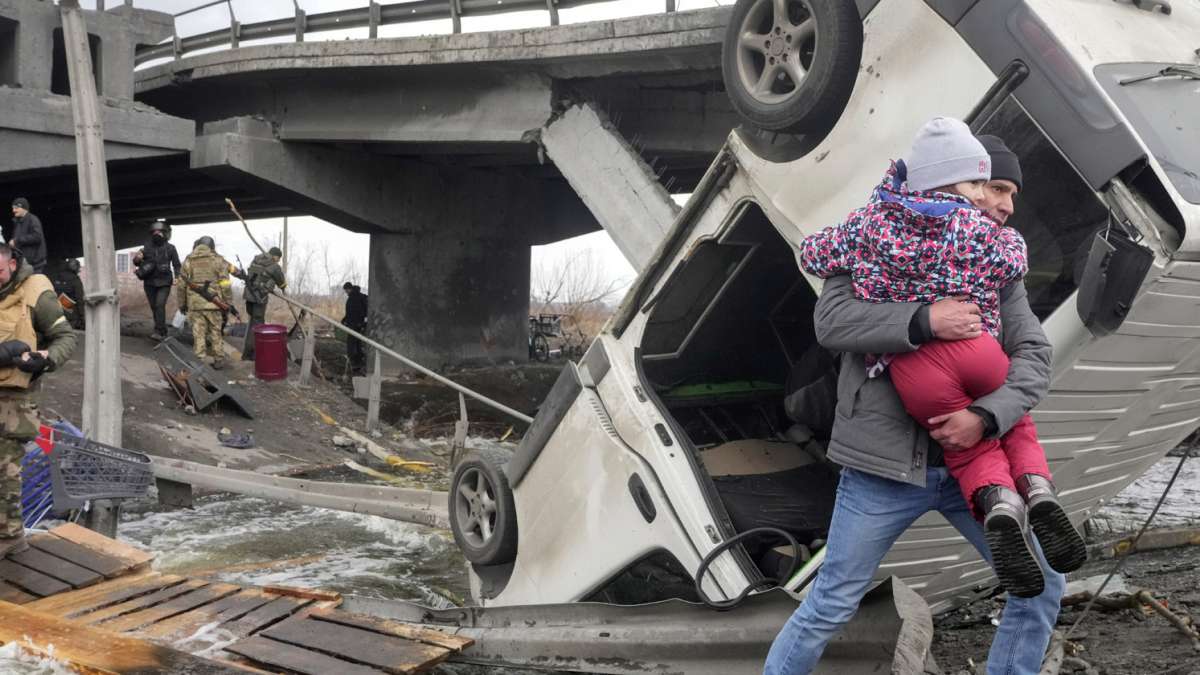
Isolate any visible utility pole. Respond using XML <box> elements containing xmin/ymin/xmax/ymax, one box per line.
<box><xmin>61</xmin><ymin>0</ymin><xmax>122</xmax><ymax>536</ymax></box>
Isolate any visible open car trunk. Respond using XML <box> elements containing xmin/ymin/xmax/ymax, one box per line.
<box><xmin>638</xmin><ymin>204</ymin><xmax>840</xmax><ymax>580</ymax></box>
<box><xmin>632</xmin><ymin>90</ymin><xmax>1126</xmax><ymax>587</ymax></box>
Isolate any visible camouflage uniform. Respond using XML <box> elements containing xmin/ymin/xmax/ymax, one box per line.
<box><xmin>178</xmin><ymin>244</ymin><xmax>235</xmax><ymax>368</ymax></box>
<box><xmin>0</xmin><ymin>261</ymin><xmax>77</xmax><ymax>541</ymax></box>
<box><xmin>240</xmin><ymin>252</ymin><xmax>286</xmax><ymax>361</ymax></box>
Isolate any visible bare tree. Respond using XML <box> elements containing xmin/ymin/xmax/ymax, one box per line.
<box><xmin>530</xmin><ymin>249</ymin><xmax>628</xmax><ymax>339</ymax></box>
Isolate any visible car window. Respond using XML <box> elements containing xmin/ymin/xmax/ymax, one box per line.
<box><xmin>976</xmin><ymin>96</ymin><xmax>1109</xmax><ymax>320</ymax></box>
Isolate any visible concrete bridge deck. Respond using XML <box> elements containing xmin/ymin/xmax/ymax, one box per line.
<box><xmin>1</xmin><ymin>3</ymin><xmax>739</xmax><ymax>366</ymax></box>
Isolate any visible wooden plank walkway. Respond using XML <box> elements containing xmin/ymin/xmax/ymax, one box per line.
<box><xmin>0</xmin><ymin>523</ymin><xmax>474</xmax><ymax>674</ymax></box>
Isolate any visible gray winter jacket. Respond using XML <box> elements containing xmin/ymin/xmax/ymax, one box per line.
<box><xmin>815</xmin><ymin>275</ymin><xmax>1052</xmax><ymax>487</ymax></box>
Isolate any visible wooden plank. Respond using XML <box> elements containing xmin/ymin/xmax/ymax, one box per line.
<box><xmin>261</xmin><ymin>617</ymin><xmax>450</xmax><ymax>674</ymax></box>
<box><xmin>309</xmin><ymin>608</ymin><xmax>474</xmax><ymax>651</ymax></box>
<box><xmin>0</xmin><ymin>559</ymin><xmax>71</xmax><ymax>597</ymax></box>
<box><xmin>222</xmin><ymin>596</ymin><xmax>312</xmax><ymax>639</ymax></box>
<box><xmin>10</xmin><ymin>547</ymin><xmax>104</xmax><ymax>588</ymax></box>
<box><xmin>0</xmin><ymin>580</ymin><xmax>37</xmax><ymax>604</ymax></box>
<box><xmin>0</xmin><ymin>600</ymin><xmax>255</xmax><ymax>674</ymax></box>
<box><xmin>227</xmin><ymin>636</ymin><xmax>387</xmax><ymax>675</ymax></box>
<box><xmin>140</xmin><ymin>589</ymin><xmax>275</xmax><ymax>641</ymax></box>
<box><xmin>99</xmin><ymin>583</ymin><xmax>242</xmax><ymax>633</ymax></box>
<box><xmin>26</xmin><ymin>573</ymin><xmax>180</xmax><ymax>616</ymax></box>
<box><xmin>78</xmin><ymin>578</ymin><xmax>209</xmax><ymax>624</ymax></box>
<box><xmin>261</xmin><ymin>585</ymin><xmax>341</xmax><ymax>603</ymax></box>
<box><xmin>47</xmin><ymin>523</ymin><xmax>153</xmax><ymax>572</ymax></box>
<box><xmin>29</xmin><ymin>533</ymin><xmax>128</xmax><ymax>577</ymax></box>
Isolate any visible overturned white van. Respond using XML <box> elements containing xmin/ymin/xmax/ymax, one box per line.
<box><xmin>449</xmin><ymin>0</ymin><xmax>1200</xmax><ymax>613</ymax></box>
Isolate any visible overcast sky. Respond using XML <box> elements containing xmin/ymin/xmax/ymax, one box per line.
<box><xmin>103</xmin><ymin>0</ymin><xmax>733</xmax><ymax>294</ymax></box>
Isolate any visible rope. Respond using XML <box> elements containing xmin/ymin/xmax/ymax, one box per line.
<box><xmin>1065</xmin><ymin>439</ymin><xmax>1194</xmax><ymax>639</ymax></box>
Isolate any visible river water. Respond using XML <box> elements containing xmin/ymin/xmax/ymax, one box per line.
<box><xmin>2</xmin><ymin>455</ymin><xmax>1196</xmax><ymax>671</ymax></box>
<box><xmin>118</xmin><ymin>493</ymin><xmax>471</xmax><ymax>607</ymax></box>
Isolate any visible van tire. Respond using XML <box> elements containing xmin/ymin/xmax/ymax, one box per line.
<box><xmin>450</xmin><ymin>447</ymin><xmax>518</xmax><ymax>566</ymax></box>
<box><xmin>721</xmin><ymin>0</ymin><xmax>863</xmax><ymax>134</ymax></box>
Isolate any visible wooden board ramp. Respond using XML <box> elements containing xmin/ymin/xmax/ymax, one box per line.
<box><xmin>0</xmin><ymin>524</ymin><xmax>474</xmax><ymax>673</ymax></box>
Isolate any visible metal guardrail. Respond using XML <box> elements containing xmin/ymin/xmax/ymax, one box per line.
<box><xmin>271</xmin><ymin>290</ymin><xmax>536</xmax><ymax>427</ymax></box>
<box><xmin>135</xmin><ymin>0</ymin><xmax>683</xmax><ymax>66</ymax></box>
<box><xmin>150</xmin><ymin>454</ymin><xmax>451</xmax><ymax>529</ymax></box>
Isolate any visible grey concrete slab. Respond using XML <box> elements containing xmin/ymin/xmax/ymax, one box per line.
<box><xmin>540</xmin><ymin>103</ymin><xmax>679</xmax><ymax>271</ymax></box>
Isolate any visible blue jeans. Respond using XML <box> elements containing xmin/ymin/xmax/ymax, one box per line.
<box><xmin>764</xmin><ymin>466</ymin><xmax>1065</xmax><ymax>675</ymax></box>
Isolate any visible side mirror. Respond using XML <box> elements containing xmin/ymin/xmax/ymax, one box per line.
<box><xmin>1076</xmin><ymin>225</ymin><xmax>1154</xmax><ymax>337</ymax></box>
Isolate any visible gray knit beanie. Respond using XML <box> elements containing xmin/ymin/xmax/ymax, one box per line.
<box><xmin>905</xmin><ymin>117</ymin><xmax>991</xmax><ymax>192</ymax></box>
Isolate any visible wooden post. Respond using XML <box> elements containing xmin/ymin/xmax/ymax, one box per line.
<box><xmin>366</xmin><ymin>351</ymin><xmax>382</xmax><ymax>432</ymax></box>
<box><xmin>298</xmin><ymin>312</ymin><xmax>315</xmax><ymax>387</ymax></box>
<box><xmin>60</xmin><ymin>0</ymin><xmax>122</xmax><ymax>537</ymax></box>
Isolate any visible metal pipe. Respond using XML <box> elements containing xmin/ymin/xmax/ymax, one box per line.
<box><xmin>173</xmin><ymin>0</ymin><xmax>229</xmax><ymax>18</ymax></box>
<box><xmin>269</xmin><ymin>291</ymin><xmax>535</xmax><ymax>426</ymax></box>
<box><xmin>149</xmin><ymin>455</ymin><xmax>450</xmax><ymax>529</ymax></box>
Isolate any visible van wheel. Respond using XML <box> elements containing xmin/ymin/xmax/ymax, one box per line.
<box><xmin>450</xmin><ymin>447</ymin><xmax>518</xmax><ymax>565</ymax></box>
<box><xmin>722</xmin><ymin>0</ymin><xmax>863</xmax><ymax>134</ymax></box>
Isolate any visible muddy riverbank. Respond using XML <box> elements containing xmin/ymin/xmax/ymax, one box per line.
<box><xmin>935</xmin><ymin>455</ymin><xmax>1200</xmax><ymax>675</ymax></box>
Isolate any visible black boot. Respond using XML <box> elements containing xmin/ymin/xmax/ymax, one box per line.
<box><xmin>976</xmin><ymin>485</ymin><xmax>1044</xmax><ymax>598</ymax></box>
<box><xmin>1018</xmin><ymin>474</ymin><xmax>1088</xmax><ymax>573</ymax></box>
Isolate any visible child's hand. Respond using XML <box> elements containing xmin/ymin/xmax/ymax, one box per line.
<box><xmin>930</xmin><ymin>296</ymin><xmax>982</xmax><ymax>340</ymax></box>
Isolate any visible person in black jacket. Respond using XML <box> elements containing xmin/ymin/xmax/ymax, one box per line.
<box><xmin>131</xmin><ymin>222</ymin><xmax>181</xmax><ymax>340</ymax></box>
<box><xmin>342</xmin><ymin>282</ymin><xmax>368</xmax><ymax>375</ymax></box>
<box><xmin>49</xmin><ymin>259</ymin><xmax>86</xmax><ymax>330</ymax></box>
<box><xmin>9</xmin><ymin>198</ymin><xmax>46</xmax><ymax>274</ymax></box>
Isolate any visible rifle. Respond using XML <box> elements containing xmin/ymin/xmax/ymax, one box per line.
<box><xmin>185</xmin><ymin>280</ymin><xmax>241</xmax><ymax>320</ymax></box>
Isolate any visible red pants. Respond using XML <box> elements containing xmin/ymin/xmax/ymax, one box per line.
<box><xmin>888</xmin><ymin>334</ymin><xmax>1051</xmax><ymax>520</ymax></box>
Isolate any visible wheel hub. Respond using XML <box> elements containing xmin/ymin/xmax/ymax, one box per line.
<box><xmin>767</xmin><ymin>34</ymin><xmax>787</xmax><ymax>58</ymax></box>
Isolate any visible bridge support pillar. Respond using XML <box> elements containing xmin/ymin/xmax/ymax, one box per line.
<box><xmin>367</xmin><ymin>231</ymin><xmax>530</xmax><ymax>369</ymax></box>
<box><xmin>540</xmin><ymin>102</ymin><xmax>679</xmax><ymax>272</ymax></box>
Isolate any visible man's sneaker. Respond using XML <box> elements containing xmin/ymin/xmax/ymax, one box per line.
<box><xmin>0</xmin><ymin>534</ymin><xmax>29</xmax><ymax>558</ymax></box>
<box><xmin>1018</xmin><ymin>474</ymin><xmax>1088</xmax><ymax>573</ymax></box>
<box><xmin>976</xmin><ymin>485</ymin><xmax>1044</xmax><ymax>598</ymax></box>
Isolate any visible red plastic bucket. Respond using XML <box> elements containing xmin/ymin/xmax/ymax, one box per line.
<box><xmin>253</xmin><ymin>323</ymin><xmax>289</xmax><ymax>381</ymax></box>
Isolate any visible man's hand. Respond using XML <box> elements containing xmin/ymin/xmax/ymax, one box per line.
<box><xmin>928</xmin><ymin>409</ymin><xmax>985</xmax><ymax>452</ymax></box>
<box><xmin>0</xmin><ymin>340</ymin><xmax>30</xmax><ymax>367</ymax></box>
<box><xmin>16</xmin><ymin>350</ymin><xmax>49</xmax><ymax>375</ymax></box>
<box><xmin>930</xmin><ymin>296</ymin><xmax>983</xmax><ymax>341</ymax></box>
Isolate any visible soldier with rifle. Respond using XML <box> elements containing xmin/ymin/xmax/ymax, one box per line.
<box><xmin>240</xmin><ymin>246</ymin><xmax>286</xmax><ymax>362</ymax></box>
<box><xmin>178</xmin><ymin>237</ymin><xmax>237</xmax><ymax>369</ymax></box>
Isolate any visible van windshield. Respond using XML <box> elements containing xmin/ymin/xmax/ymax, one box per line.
<box><xmin>1096</xmin><ymin>63</ymin><xmax>1200</xmax><ymax>204</ymax></box>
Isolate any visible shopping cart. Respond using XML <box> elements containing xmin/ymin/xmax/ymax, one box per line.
<box><xmin>20</xmin><ymin>420</ymin><xmax>153</xmax><ymax>528</ymax></box>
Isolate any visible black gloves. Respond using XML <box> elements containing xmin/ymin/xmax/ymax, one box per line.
<box><xmin>16</xmin><ymin>351</ymin><xmax>48</xmax><ymax>375</ymax></box>
<box><xmin>0</xmin><ymin>340</ymin><xmax>30</xmax><ymax>367</ymax></box>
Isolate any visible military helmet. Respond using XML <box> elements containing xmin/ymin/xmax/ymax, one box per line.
<box><xmin>195</xmin><ymin>235</ymin><xmax>215</xmax><ymax>250</ymax></box>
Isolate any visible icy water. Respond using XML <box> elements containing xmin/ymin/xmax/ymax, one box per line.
<box><xmin>1090</xmin><ymin>454</ymin><xmax>1200</xmax><ymax>535</ymax></box>
<box><xmin>117</xmin><ymin>493</ymin><xmax>472</xmax><ymax>607</ymax></box>
<box><xmin>1</xmin><ymin>455</ymin><xmax>1194</xmax><ymax>673</ymax></box>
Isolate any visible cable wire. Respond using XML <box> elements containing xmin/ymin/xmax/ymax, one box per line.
<box><xmin>1066</xmin><ymin>439</ymin><xmax>1194</xmax><ymax>639</ymax></box>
